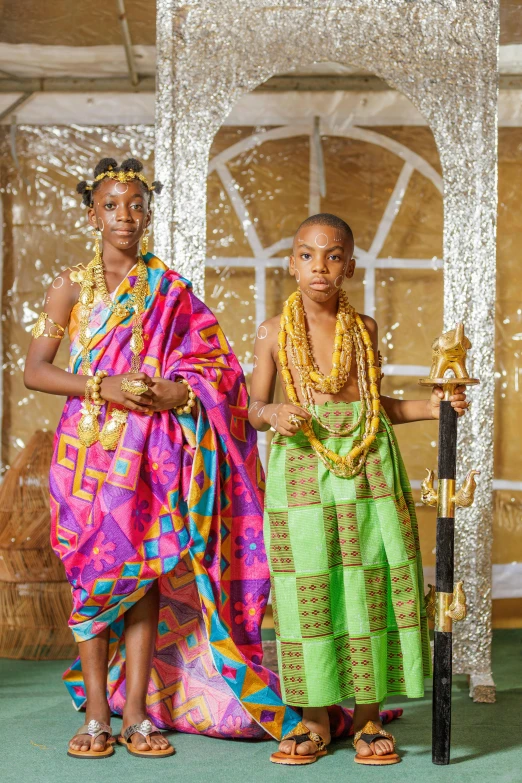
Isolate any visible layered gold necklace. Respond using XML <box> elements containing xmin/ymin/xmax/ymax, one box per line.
<box><xmin>278</xmin><ymin>290</ymin><xmax>381</xmax><ymax>478</ymax></box>
<box><xmin>74</xmin><ymin>251</ymin><xmax>148</xmax><ymax>450</ymax></box>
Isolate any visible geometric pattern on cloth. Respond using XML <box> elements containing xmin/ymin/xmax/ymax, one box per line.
<box><xmin>285</xmin><ymin>448</ymin><xmax>320</xmax><ymax>507</ymax></box>
<box><xmin>268</xmin><ymin>511</ymin><xmax>294</xmax><ymax>573</ymax></box>
<box><xmin>279</xmin><ymin>641</ymin><xmax>308</xmax><ymax>705</ymax></box>
<box><xmin>297</xmin><ymin>574</ymin><xmax>333</xmax><ymax>638</ymax></box>
<box><xmin>265</xmin><ymin>401</ymin><xmax>431</xmax><ymax>707</ymax></box>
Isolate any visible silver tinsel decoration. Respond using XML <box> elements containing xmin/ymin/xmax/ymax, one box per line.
<box><xmin>154</xmin><ymin>0</ymin><xmax>499</xmax><ymax>697</ymax></box>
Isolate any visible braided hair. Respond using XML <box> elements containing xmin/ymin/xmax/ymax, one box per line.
<box><xmin>76</xmin><ymin>157</ymin><xmax>163</xmax><ymax>207</ymax></box>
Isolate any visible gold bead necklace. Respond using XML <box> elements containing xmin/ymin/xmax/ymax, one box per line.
<box><xmin>76</xmin><ymin>252</ymin><xmax>149</xmax><ymax>449</ymax></box>
<box><xmin>278</xmin><ymin>290</ymin><xmax>381</xmax><ymax>477</ymax></box>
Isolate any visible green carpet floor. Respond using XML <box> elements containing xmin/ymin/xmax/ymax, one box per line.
<box><xmin>1</xmin><ymin>630</ymin><xmax>520</xmax><ymax>783</ymax></box>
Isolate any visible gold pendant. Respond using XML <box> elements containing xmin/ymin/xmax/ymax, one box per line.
<box><xmin>130</xmin><ymin>332</ymin><xmax>144</xmax><ymax>354</ymax></box>
<box><xmin>113</xmin><ymin>304</ymin><xmax>130</xmax><ymax>319</ymax></box>
<box><xmin>77</xmin><ymin>403</ymin><xmax>101</xmax><ymax>447</ymax></box>
<box><xmin>99</xmin><ymin>409</ymin><xmax>129</xmax><ymax>451</ymax></box>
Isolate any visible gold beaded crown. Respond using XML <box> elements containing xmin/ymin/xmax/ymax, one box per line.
<box><xmin>85</xmin><ymin>166</ymin><xmax>155</xmax><ymax>192</ymax></box>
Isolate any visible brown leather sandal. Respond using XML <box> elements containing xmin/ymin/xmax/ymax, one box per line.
<box><xmin>353</xmin><ymin>720</ymin><xmax>400</xmax><ymax>765</ymax></box>
<box><xmin>67</xmin><ymin>719</ymin><xmax>115</xmax><ymax>759</ymax></box>
<box><xmin>270</xmin><ymin>721</ymin><xmax>328</xmax><ymax>765</ymax></box>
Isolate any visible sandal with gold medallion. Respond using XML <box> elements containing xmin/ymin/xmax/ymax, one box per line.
<box><xmin>118</xmin><ymin>719</ymin><xmax>174</xmax><ymax>758</ymax></box>
<box><xmin>67</xmin><ymin>719</ymin><xmax>116</xmax><ymax>759</ymax></box>
<box><xmin>270</xmin><ymin>721</ymin><xmax>328</xmax><ymax>765</ymax></box>
<box><xmin>353</xmin><ymin>720</ymin><xmax>400</xmax><ymax>765</ymax></box>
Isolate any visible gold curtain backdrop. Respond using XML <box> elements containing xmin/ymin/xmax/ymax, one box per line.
<box><xmin>0</xmin><ymin>124</ymin><xmax>520</xmax><ymax>625</ymax></box>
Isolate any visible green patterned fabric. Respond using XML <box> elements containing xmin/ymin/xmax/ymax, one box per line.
<box><xmin>264</xmin><ymin>401</ymin><xmax>431</xmax><ymax>707</ymax></box>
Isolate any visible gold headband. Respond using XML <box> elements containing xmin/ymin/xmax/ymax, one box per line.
<box><xmin>85</xmin><ymin>168</ymin><xmax>154</xmax><ymax>191</ymax></box>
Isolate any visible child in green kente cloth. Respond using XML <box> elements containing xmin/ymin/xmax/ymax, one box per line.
<box><xmin>248</xmin><ymin>214</ymin><xmax>468</xmax><ymax>766</ymax></box>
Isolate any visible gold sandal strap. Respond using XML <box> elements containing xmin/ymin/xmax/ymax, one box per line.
<box><xmin>308</xmin><ymin>730</ymin><xmax>327</xmax><ymax>752</ymax></box>
<box><xmin>281</xmin><ymin>721</ymin><xmax>327</xmax><ymax>753</ymax></box>
<box><xmin>281</xmin><ymin>721</ymin><xmax>309</xmax><ymax>741</ymax></box>
<box><xmin>353</xmin><ymin>720</ymin><xmax>395</xmax><ymax>751</ymax></box>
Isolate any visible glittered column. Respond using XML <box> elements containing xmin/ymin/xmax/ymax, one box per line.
<box><xmin>154</xmin><ymin>0</ymin><xmax>499</xmax><ymax>699</ymax></box>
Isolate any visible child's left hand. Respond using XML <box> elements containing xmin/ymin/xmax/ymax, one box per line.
<box><xmin>429</xmin><ymin>385</ymin><xmax>469</xmax><ymax>419</ymax></box>
<box><xmin>146</xmin><ymin>378</ymin><xmax>190</xmax><ymax>412</ymax></box>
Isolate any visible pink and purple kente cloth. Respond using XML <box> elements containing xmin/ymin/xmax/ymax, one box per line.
<box><xmin>50</xmin><ymin>254</ymin><xmax>401</xmax><ymax>740</ymax></box>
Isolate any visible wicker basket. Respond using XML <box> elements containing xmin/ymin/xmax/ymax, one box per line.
<box><xmin>0</xmin><ymin>431</ymin><xmax>77</xmax><ymax>659</ymax></box>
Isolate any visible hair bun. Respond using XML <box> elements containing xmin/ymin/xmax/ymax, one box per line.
<box><xmin>151</xmin><ymin>180</ymin><xmax>164</xmax><ymax>195</ymax></box>
<box><xmin>120</xmin><ymin>157</ymin><xmax>144</xmax><ymax>173</ymax></box>
<box><xmin>94</xmin><ymin>157</ymin><xmax>118</xmax><ymax>178</ymax></box>
<box><xmin>76</xmin><ymin>180</ymin><xmax>93</xmax><ymax>206</ymax></box>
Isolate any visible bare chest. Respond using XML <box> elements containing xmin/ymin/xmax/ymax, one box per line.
<box><xmin>274</xmin><ymin>322</ymin><xmax>361</xmax><ymax>405</ymax></box>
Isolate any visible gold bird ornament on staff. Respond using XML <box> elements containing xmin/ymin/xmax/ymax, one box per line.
<box><xmin>421</xmin><ymin>469</ymin><xmax>438</xmax><ymax>507</ymax></box>
<box><xmin>454</xmin><ymin>470</ymin><xmax>480</xmax><ymax>507</ymax></box>
<box><xmin>424</xmin><ymin>584</ymin><xmax>436</xmax><ymax>621</ymax></box>
<box><xmin>446</xmin><ymin>581</ymin><xmax>467</xmax><ymax>622</ymax></box>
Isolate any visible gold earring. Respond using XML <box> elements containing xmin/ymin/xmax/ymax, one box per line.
<box><xmin>92</xmin><ymin>228</ymin><xmax>102</xmax><ymax>265</ymax></box>
<box><xmin>141</xmin><ymin>230</ymin><xmax>150</xmax><ymax>256</ymax></box>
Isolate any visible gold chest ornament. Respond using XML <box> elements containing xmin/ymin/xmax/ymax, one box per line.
<box><xmin>76</xmin><ymin>255</ymin><xmax>148</xmax><ymax>450</ymax></box>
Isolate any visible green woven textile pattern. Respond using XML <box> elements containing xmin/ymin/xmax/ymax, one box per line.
<box><xmin>264</xmin><ymin>401</ymin><xmax>431</xmax><ymax>707</ymax></box>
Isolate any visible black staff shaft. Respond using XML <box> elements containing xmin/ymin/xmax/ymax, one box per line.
<box><xmin>432</xmin><ymin>399</ymin><xmax>458</xmax><ymax>765</ymax></box>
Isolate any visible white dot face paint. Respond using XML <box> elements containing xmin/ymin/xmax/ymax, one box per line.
<box><xmin>315</xmin><ymin>233</ymin><xmax>329</xmax><ymax>248</ymax></box>
<box><xmin>333</xmin><ymin>233</ymin><xmax>344</xmax><ymax>244</ymax></box>
<box><xmin>256</xmin><ymin>325</ymin><xmax>268</xmax><ymax>340</ymax></box>
<box><xmin>114</xmin><ymin>182</ymin><xmax>129</xmax><ymax>194</ymax></box>
<box><xmin>52</xmin><ymin>277</ymin><xmax>64</xmax><ymax>289</ymax></box>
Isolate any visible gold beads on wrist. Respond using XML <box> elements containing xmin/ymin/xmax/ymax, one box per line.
<box><xmin>175</xmin><ymin>378</ymin><xmax>197</xmax><ymax>415</ymax></box>
<box><xmin>88</xmin><ymin>370</ymin><xmax>108</xmax><ymax>404</ymax></box>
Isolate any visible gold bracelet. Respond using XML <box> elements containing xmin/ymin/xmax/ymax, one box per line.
<box><xmin>31</xmin><ymin>312</ymin><xmax>65</xmax><ymax>340</ymax></box>
<box><xmin>175</xmin><ymin>378</ymin><xmax>197</xmax><ymax>415</ymax></box>
<box><xmin>88</xmin><ymin>370</ymin><xmax>108</xmax><ymax>404</ymax></box>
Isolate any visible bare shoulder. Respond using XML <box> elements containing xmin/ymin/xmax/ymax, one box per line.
<box><xmin>359</xmin><ymin>313</ymin><xmax>378</xmax><ymax>336</ymax></box>
<box><xmin>45</xmin><ymin>266</ymin><xmax>82</xmax><ymax>310</ymax></box>
<box><xmin>256</xmin><ymin>315</ymin><xmax>280</xmax><ymax>342</ymax></box>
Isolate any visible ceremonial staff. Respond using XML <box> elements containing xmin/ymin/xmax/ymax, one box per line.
<box><xmin>419</xmin><ymin>323</ymin><xmax>480</xmax><ymax>766</ymax></box>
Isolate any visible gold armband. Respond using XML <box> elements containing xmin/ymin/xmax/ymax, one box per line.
<box><xmin>31</xmin><ymin>312</ymin><xmax>65</xmax><ymax>340</ymax></box>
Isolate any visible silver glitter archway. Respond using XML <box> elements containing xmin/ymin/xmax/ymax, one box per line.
<box><xmin>154</xmin><ymin>0</ymin><xmax>499</xmax><ymax>700</ymax></box>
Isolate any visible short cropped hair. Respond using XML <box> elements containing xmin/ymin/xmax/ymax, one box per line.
<box><xmin>295</xmin><ymin>213</ymin><xmax>354</xmax><ymax>245</ymax></box>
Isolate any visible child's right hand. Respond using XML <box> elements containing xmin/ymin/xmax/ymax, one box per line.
<box><xmin>268</xmin><ymin>403</ymin><xmax>311</xmax><ymax>437</ymax></box>
<box><xmin>99</xmin><ymin>372</ymin><xmax>154</xmax><ymax>411</ymax></box>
